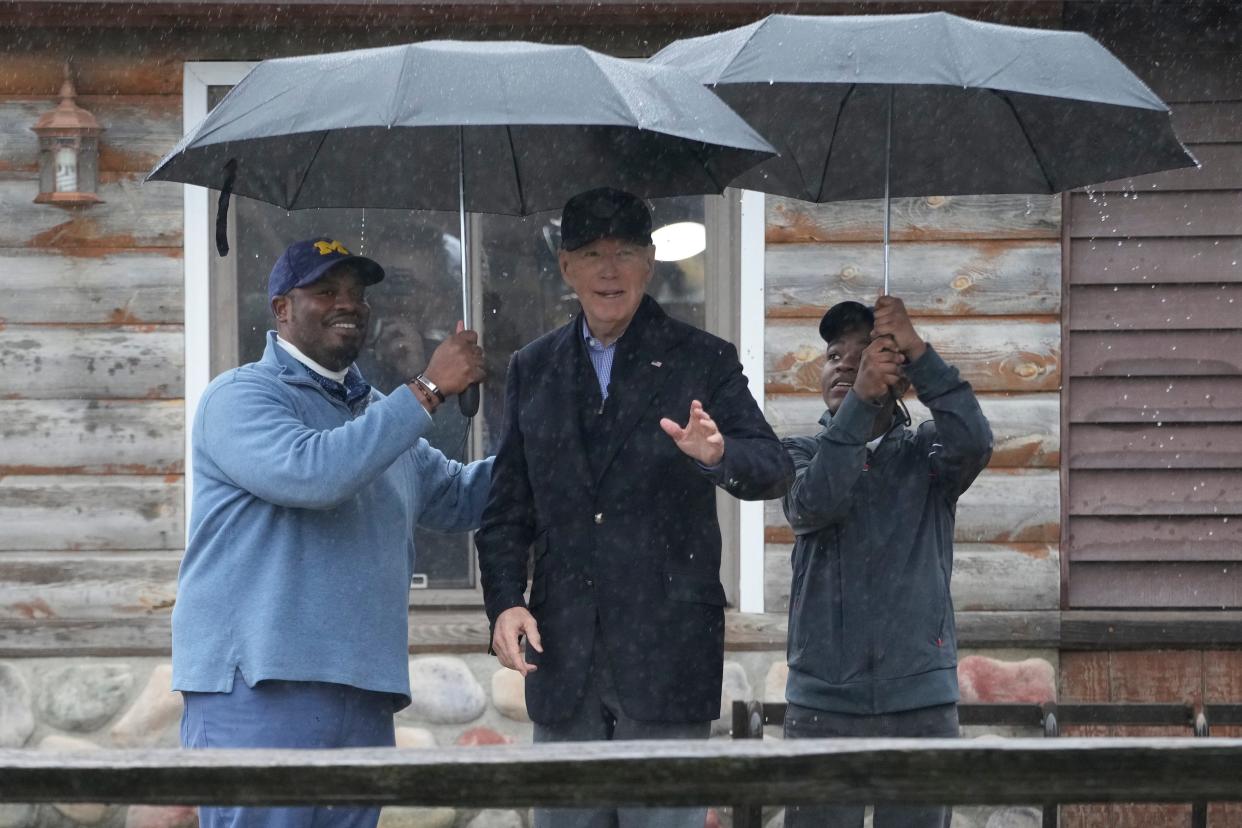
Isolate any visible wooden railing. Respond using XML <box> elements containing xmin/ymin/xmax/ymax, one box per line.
<box><xmin>731</xmin><ymin>701</ymin><xmax>1242</xmax><ymax>828</ymax></box>
<box><xmin>3</xmin><ymin>736</ymin><xmax>1242</xmax><ymax>816</ymax></box>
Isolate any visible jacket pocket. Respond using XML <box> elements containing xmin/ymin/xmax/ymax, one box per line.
<box><xmin>663</xmin><ymin>571</ymin><xmax>727</xmax><ymax>606</ymax></box>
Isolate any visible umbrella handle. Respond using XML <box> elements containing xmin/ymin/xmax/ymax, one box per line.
<box><xmin>215</xmin><ymin>159</ymin><xmax>238</xmax><ymax>257</ymax></box>
<box><xmin>459</xmin><ymin>384</ymin><xmax>480</xmax><ymax>417</ymax></box>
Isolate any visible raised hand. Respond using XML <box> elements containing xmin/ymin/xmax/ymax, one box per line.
<box><xmin>660</xmin><ymin>400</ymin><xmax>725</xmax><ymax>467</ymax></box>
<box><xmin>853</xmin><ymin>337</ymin><xmax>907</xmax><ymax>404</ymax></box>
<box><xmin>422</xmin><ymin>321</ymin><xmax>486</xmax><ymax>396</ymax></box>
<box><xmin>872</xmin><ymin>295</ymin><xmax>926</xmax><ymax>362</ymax></box>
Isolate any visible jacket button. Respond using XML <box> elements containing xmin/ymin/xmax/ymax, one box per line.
<box><xmin>594</xmin><ymin>512</ymin><xmax>604</xmax><ymax>525</ymax></box>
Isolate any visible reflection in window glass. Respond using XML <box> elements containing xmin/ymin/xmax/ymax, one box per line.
<box><xmin>209</xmin><ymin>185</ymin><xmax>707</xmax><ymax>589</ymax></box>
<box><xmin>477</xmin><ymin>197</ymin><xmax>706</xmax><ymax>445</ymax></box>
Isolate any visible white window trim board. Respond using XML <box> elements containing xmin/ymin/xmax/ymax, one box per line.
<box><xmin>183</xmin><ymin>62</ymin><xmax>256</xmax><ymax>528</ymax></box>
<box><xmin>737</xmin><ymin>189</ymin><xmax>766</xmax><ymax>614</ymax></box>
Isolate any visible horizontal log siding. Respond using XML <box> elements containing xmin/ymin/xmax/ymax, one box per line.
<box><xmin>763</xmin><ymin>193</ymin><xmax>1061</xmax><ymax>624</ymax></box>
<box><xmin>1065</xmin><ymin>90</ymin><xmax>1242</xmax><ymax>608</ymax></box>
<box><xmin>0</xmin><ymin>73</ymin><xmax>185</xmax><ymax>651</ymax></box>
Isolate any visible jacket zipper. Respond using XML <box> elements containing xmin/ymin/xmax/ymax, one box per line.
<box><xmin>861</xmin><ymin>459</ymin><xmax>874</xmax><ymax>709</ymax></box>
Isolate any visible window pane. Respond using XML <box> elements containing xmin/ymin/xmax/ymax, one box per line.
<box><xmin>209</xmin><ymin>200</ymin><xmax>474</xmax><ymax>588</ymax></box>
<box><xmin>476</xmin><ymin>196</ymin><xmax>707</xmax><ymax>451</ymax></box>
<box><xmin>204</xmin><ymin>86</ymin><xmax>711</xmax><ymax>592</ymax></box>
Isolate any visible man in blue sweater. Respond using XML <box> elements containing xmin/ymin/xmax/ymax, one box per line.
<box><xmin>781</xmin><ymin>296</ymin><xmax>992</xmax><ymax>828</ymax></box>
<box><xmin>173</xmin><ymin>237</ymin><xmax>491</xmax><ymax>828</ymax></box>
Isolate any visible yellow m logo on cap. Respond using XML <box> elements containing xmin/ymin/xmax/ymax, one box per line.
<box><xmin>313</xmin><ymin>240</ymin><xmax>350</xmax><ymax>256</ymax></box>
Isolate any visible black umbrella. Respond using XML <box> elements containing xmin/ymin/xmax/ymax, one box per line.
<box><xmin>652</xmin><ymin>12</ymin><xmax>1197</xmax><ymax>292</ymax></box>
<box><xmin>148</xmin><ymin>39</ymin><xmax>775</xmax><ymax>413</ymax></box>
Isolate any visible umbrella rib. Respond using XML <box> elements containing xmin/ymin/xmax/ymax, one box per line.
<box><xmin>813</xmin><ymin>83</ymin><xmax>857</xmax><ymax>203</ymax></box>
<box><xmin>287</xmin><ymin>131</ymin><xmax>330</xmax><ymax>209</ymax></box>
<box><xmin>995</xmin><ymin>92</ymin><xmax>1056</xmax><ymax>192</ymax></box>
<box><xmin>693</xmin><ymin>139</ymin><xmax>724</xmax><ymax>193</ymax></box>
<box><xmin>504</xmin><ymin>125</ymin><xmax>527</xmax><ymax>214</ymax></box>
<box><xmin>713</xmin><ymin>17</ymin><xmax>766</xmax><ymax>84</ymax></box>
<box><xmin>386</xmin><ymin>46</ymin><xmax>415</xmax><ymax>127</ymax></box>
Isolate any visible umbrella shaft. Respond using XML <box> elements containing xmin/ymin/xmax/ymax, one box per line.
<box><xmin>883</xmin><ymin>85</ymin><xmax>892</xmax><ymax>297</ymax></box>
<box><xmin>459</xmin><ymin>128</ymin><xmax>471</xmax><ymax>327</ymax></box>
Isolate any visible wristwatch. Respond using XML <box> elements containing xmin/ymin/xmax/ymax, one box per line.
<box><xmin>414</xmin><ymin>373</ymin><xmax>446</xmax><ymax>403</ymax></box>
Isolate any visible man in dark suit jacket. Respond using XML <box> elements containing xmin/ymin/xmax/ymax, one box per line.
<box><xmin>477</xmin><ymin>187</ymin><xmax>793</xmax><ymax>828</ymax></box>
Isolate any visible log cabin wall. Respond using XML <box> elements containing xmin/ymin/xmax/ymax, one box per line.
<box><xmin>0</xmin><ymin>50</ymin><xmax>186</xmax><ymax>649</ymax></box>
<box><xmin>762</xmin><ymin>193</ymin><xmax>1062</xmax><ymax>641</ymax></box>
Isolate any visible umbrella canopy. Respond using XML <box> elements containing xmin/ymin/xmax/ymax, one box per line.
<box><xmin>150</xmin><ymin>39</ymin><xmax>775</xmax><ymax>416</ymax></box>
<box><xmin>650</xmin><ymin>12</ymin><xmax>1196</xmax><ymax>203</ymax></box>
<box><xmin>147</xmin><ymin>39</ymin><xmax>775</xmax><ymax>214</ymax></box>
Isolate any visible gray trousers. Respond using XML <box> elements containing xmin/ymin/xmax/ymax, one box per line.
<box><xmin>783</xmin><ymin>702</ymin><xmax>959</xmax><ymax>828</ymax></box>
<box><xmin>532</xmin><ymin>641</ymin><xmax>711</xmax><ymax>828</ymax></box>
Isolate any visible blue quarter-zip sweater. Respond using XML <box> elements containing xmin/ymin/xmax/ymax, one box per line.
<box><xmin>172</xmin><ymin>332</ymin><xmax>493</xmax><ymax>706</ymax></box>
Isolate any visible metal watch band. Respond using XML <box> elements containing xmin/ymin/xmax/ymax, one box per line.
<box><xmin>414</xmin><ymin>374</ymin><xmax>446</xmax><ymax>403</ymax></box>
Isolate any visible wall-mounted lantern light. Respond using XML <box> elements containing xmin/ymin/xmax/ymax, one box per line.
<box><xmin>32</xmin><ymin>64</ymin><xmax>103</xmax><ymax>206</ymax></box>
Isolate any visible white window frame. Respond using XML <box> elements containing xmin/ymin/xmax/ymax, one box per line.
<box><xmin>180</xmin><ymin>61</ymin><xmax>766</xmax><ymax>612</ymax></box>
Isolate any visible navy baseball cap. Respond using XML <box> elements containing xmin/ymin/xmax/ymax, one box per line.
<box><xmin>267</xmin><ymin>237</ymin><xmax>384</xmax><ymax>302</ymax></box>
<box><xmin>559</xmin><ymin>188</ymin><xmax>653</xmax><ymax>251</ymax></box>
<box><xmin>819</xmin><ymin>301</ymin><xmax>875</xmax><ymax>344</ymax></box>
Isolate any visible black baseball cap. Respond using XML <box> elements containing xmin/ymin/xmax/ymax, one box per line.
<box><xmin>818</xmin><ymin>301</ymin><xmax>875</xmax><ymax>344</ymax></box>
<box><xmin>559</xmin><ymin>187</ymin><xmax>653</xmax><ymax>251</ymax></box>
<box><xmin>268</xmin><ymin>237</ymin><xmax>384</xmax><ymax>302</ymax></box>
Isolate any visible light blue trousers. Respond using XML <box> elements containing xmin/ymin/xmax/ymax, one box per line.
<box><xmin>181</xmin><ymin>671</ymin><xmax>398</xmax><ymax>828</ymax></box>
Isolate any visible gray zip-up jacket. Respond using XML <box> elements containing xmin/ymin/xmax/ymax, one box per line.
<box><xmin>782</xmin><ymin>345</ymin><xmax>992</xmax><ymax>715</ymax></box>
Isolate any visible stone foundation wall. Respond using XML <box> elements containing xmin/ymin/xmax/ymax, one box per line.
<box><xmin>0</xmin><ymin>649</ymin><xmax>1058</xmax><ymax>828</ymax></box>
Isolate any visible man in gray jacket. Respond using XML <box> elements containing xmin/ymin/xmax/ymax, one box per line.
<box><xmin>781</xmin><ymin>296</ymin><xmax>992</xmax><ymax>828</ymax></box>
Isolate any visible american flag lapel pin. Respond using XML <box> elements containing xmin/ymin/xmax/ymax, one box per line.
<box><xmin>651</xmin><ymin>360</ymin><xmax>663</xmax><ymax>368</ymax></box>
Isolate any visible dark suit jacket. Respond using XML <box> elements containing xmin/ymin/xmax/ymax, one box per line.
<box><xmin>477</xmin><ymin>296</ymin><xmax>793</xmax><ymax>724</ymax></box>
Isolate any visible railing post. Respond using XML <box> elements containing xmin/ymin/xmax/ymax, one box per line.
<box><xmin>1191</xmin><ymin>702</ymin><xmax>1210</xmax><ymax>828</ymax></box>
<box><xmin>731</xmin><ymin>701</ymin><xmax>765</xmax><ymax>828</ymax></box>
<box><xmin>1041</xmin><ymin>702</ymin><xmax>1059</xmax><ymax>828</ymax></box>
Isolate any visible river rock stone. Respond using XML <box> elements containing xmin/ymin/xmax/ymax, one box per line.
<box><xmin>0</xmin><ymin>665</ymin><xmax>34</xmax><ymax>748</ymax></box>
<box><xmin>124</xmin><ymin>805</ymin><xmax>198</xmax><ymax>828</ymax></box>
<box><xmin>395</xmin><ymin>727</ymin><xmax>437</xmax><ymax>749</ymax></box>
<box><xmin>714</xmin><ymin>661</ymin><xmax>752</xmax><ymax>735</ymax></box>
<box><xmin>762</xmin><ymin>808</ymin><xmax>785</xmax><ymax>828</ymax></box>
<box><xmin>491</xmin><ymin>668</ymin><xmax>529</xmax><ymax>722</ymax></box>
<box><xmin>39</xmin><ymin>735</ymin><xmax>110</xmax><ymax>824</ymax></box>
<box><xmin>405</xmin><ymin>657</ymin><xmax>486</xmax><ymax>724</ymax></box>
<box><xmin>958</xmin><ymin>657</ymin><xmax>1055</xmax><ymax>704</ymax></box>
<box><xmin>38</xmin><ymin>665</ymin><xmax>133</xmax><ymax>732</ymax></box>
<box><xmin>0</xmin><ymin>804</ymin><xmax>34</xmax><ymax>828</ymax></box>
<box><xmin>111</xmin><ymin>664</ymin><xmax>182</xmax><ymax>747</ymax></box>
<box><xmin>466</xmin><ymin>809</ymin><xmax>524</xmax><ymax>828</ymax></box>
<box><xmin>456</xmin><ymin>726</ymin><xmax>511</xmax><ymax>746</ymax></box>
<box><xmin>949</xmin><ymin>806</ymin><xmax>989</xmax><ymax>828</ymax></box>
<box><xmin>984</xmin><ymin>807</ymin><xmax>1042</xmax><ymax>828</ymax></box>
<box><xmin>764</xmin><ymin>662</ymin><xmax>788</xmax><ymax>704</ymax></box>
<box><xmin>377</xmin><ymin>808</ymin><xmax>456</xmax><ymax>828</ymax></box>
